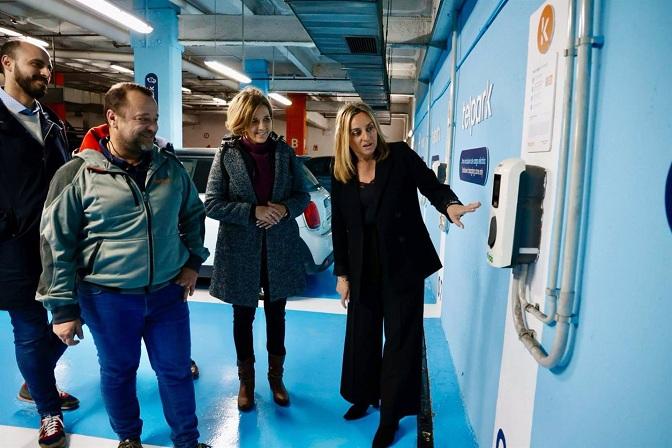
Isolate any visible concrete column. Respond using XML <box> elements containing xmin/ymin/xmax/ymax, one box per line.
<box><xmin>285</xmin><ymin>93</ymin><xmax>306</xmax><ymax>155</ymax></box>
<box><xmin>244</xmin><ymin>59</ymin><xmax>269</xmax><ymax>93</ymax></box>
<box><xmin>132</xmin><ymin>0</ymin><xmax>183</xmax><ymax>145</ymax></box>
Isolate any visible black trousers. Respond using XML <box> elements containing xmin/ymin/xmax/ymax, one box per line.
<box><xmin>232</xmin><ymin>240</ymin><xmax>287</xmax><ymax>361</ymax></box>
<box><xmin>340</xmin><ymin>278</ymin><xmax>424</xmax><ymax>424</ymax></box>
<box><xmin>232</xmin><ymin>295</ymin><xmax>287</xmax><ymax>362</ymax></box>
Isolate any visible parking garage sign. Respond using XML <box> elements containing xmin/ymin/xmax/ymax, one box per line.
<box><xmin>145</xmin><ymin>73</ymin><xmax>158</xmax><ymax>105</ymax></box>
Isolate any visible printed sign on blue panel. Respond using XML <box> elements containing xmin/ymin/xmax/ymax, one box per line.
<box><xmin>145</xmin><ymin>73</ymin><xmax>158</xmax><ymax>106</ymax></box>
<box><xmin>459</xmin><ymin>147</ymin><xmax>489</xmax><ymax>185</ymax></box>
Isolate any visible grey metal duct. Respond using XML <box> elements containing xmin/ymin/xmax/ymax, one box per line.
<box><xmin>286</xmin><ymin>0</ymin><xmax>391</xmax><ymax>120</ymax></box>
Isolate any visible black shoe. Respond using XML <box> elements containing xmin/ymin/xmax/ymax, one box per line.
<box><xmin>19</xmin><ymin>383</ymin><xmax>80</xmax><ymax>411</ymax></box>
<box><xmin>118</xmin><ymin>439</ymin><xmax>143</xmax><ymax>448</ymax></box>
<box><xmin>344</xmin><ymin>403</ymin><xmax>369</xmax><ymax>420</ymax></box>
<box><xmin>372</xmin><ymin>422</ymin><xmax>399</xmax><ymax>447</ymax></box>
<box><xmin>191</xmin><ymin>360</ymin><xmax>199</xmax><ymax>380</ymax></box>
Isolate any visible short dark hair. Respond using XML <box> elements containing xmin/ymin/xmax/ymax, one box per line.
<box><xmin>104</xmin><ymin>82</ymin><xmax>155</xmax><ymax>121</ymax></box>
<box><xmin>0</xmin><ymin>40</ymin><xmax>25</xmax><ymax>74</ymax></box>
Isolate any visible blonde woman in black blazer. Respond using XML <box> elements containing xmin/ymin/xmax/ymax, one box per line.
<box><xmin>331</xmin><ymin>103</ymin><xmax>480</xmax><ymax>447</ymax></box>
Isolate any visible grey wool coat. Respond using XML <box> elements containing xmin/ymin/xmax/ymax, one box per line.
<box><xmin>204</xmin><ymin>133</ymin><xmax>310</xmax><ymax>307</ymax></box>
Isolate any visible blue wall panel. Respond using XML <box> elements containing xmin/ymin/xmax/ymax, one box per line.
<box><xmin>423</xmin><ymin>0</ymin><xmax>672</xmax><ymax>446</ymax></box>
<box><xmin>426</xmin><ymin>79</ymin><xmax>450</xmax><ymax>257</ymax></box>
<box><xmin>438</xmin><ymin>1</ymin><xmax>536</xmax><ymax>444</ymax></box>
<box><xmin>530</xmin><ymin>1</ymin><xmax>672</xmax><ymax>446</ymax></box>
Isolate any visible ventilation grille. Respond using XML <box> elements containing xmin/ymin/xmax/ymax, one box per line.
<box><xmin>345</xmin><ymin>36</ymin><xmax>377</xmax><ymax>54</ymax></box>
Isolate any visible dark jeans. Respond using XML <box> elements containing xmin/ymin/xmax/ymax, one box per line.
<box><xmin>8</xmin><ymin>299</ymin><xmax>67</xmax><ymax>416</ymax></box>
<box><xmin>232</xmin><ymin>293</ymin><xmax>287</xmax><ymax>362</ymax></box>
<box><xmin>79</xmin><ymin>282</ymin><xmax>199</xmax><ymax>448</ymax></box>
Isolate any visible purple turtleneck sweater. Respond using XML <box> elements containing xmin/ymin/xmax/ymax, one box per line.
<box><xmin>241</xmin><ymin>136</ymin><xmax>275</xmax><ymax>204</ymax></box>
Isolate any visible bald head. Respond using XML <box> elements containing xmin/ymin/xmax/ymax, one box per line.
<box><xmin>0</xmin><ymin>39</ymin><xmax>52</xmax><ymax>103</ymax></box>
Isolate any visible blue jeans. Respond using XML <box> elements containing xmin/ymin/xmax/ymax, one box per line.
<box><xmin>8</xmin><ymin>300</ymin><xmax>67</xmax><ymax>416</ymax></box>
<box><xmin>79</xmin><ymin>282</ymin><xmax>199</xmax><ymax>448</ymax></box>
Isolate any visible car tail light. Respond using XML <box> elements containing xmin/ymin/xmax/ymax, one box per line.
<box><xmin>303</xmin><ymin>201</ymin><xmax>321</xmax><ymax>230</ymax></box>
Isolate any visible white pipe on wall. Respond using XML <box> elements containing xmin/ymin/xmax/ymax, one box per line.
<box><xmin>445</xmin><ymin>10</ymin><xmax>459</xmax><ymax>184</ymax></box>
<box><xmin>552</xmin><ymin>0</ymin><xmax>595</xmax><ymax>361</ymax></box>
<box><xmin>512</xmin><ymin>0</ymin><xmax>596</xmax><ymax>369</ymax></box>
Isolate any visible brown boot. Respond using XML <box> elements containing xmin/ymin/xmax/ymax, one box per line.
<box><xmin>237</xmin><ymin>357</ymin><xmax>255</xmax><ymax>411</ymax></box>
<box><xmin>268</xmin><ymin>354</ymin><xmax>290</xmax><ymax>406</ymax></box>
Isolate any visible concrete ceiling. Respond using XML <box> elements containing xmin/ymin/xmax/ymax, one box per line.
<box><xmin>0</xmin><ymin>0</ymin><xmax>437</xmax><ymax>118</ymax></box>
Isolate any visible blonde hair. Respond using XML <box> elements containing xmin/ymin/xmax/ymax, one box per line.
<box><xmin>225</xmin><ymin>87</ymin><xmax>273</xmax><ymax>137</ymax></box>
<box><xmin>333</xmin><ymin>102</ymin><xmax>389</xmax><ymax>183</ymax></box>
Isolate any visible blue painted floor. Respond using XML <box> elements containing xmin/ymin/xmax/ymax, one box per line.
<box><xmin>0</xmin><ymin>285</ymin><xmax>473</xmax><ymax>447</ymax></box>
<box><xmin>303</xmin><ymin>267</ymin><xmax>339</xmax><ymax>299</ymax></box>
<box><xmin>425</xmin><ymin>320</ymin><xmax>477</xmax><ymax>448</ymax></box>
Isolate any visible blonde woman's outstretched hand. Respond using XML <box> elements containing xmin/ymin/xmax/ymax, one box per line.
<box><xmin>447</xmin><ymin>202</ymin><xmax>481</xmax><ymax>229</ymax></box>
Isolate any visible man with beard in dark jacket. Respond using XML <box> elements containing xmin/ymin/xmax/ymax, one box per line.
<box><xmin>0</xmin><ymin>38</ymin><xmax>77</xmax><ymax>448</ymax></box>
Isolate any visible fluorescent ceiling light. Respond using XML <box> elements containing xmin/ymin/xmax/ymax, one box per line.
<box><xmin>204</xmin><ymin>60</ymin><xmax>251</xmax><ymax>84</ymax></box>
<box><xmin>70</xmin><ymin>0</ymin><xmax>153</xmax><ymax>34</ymax></box>
<box><xmin>0</xmin><ymin>27</ymin><xmax>49</xmax><ymax>47</ymax></box>
<box><xmin>212</xmin><ymin>97</ymin><xmax>227</xmax><ymax>106</ymax></box>
<box><xmin>181</xmin><ymin>87</ymin><xmax>192</xmax><ymax>94</ymax></box>
<box><xmin>0</xmin><ymin>26</ymin><xmax>21</xmax><ymax>37</ymax></box>
<box><xmin>110</xmin><ymin>64</ymin><xmax>134</xmax><ymax>75</ymax></box>
<box><xmin>269</xmin><ymin>92</ymin><xmax>292</xmax><ymax>107</ymax></box>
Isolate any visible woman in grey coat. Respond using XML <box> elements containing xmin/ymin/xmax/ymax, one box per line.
<box><xmin>204</xmin><ymin>87</ymin><xmax>309</xmax><ymax>411</ymax></box>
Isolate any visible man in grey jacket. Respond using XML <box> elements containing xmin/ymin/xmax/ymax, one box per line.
<box><xmin>38</xmin><ymin>82</ymin><xmax>211</xmax><ymax>448</ymax></box>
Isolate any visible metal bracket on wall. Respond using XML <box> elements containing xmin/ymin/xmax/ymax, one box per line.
<box><xmin>578</xmin><ymin>35</ymin><xmax>605</xmax><ymax>48</ymax></box>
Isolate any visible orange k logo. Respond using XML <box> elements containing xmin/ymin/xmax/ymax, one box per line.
<box><xmin>537</xmin><ymin>4</ymin><xmax>555</xmax><ymax>54</ymax></box>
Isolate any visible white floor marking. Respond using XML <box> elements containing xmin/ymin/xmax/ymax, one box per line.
<box><xmin>0</xmin><ymin>425</ymin><xmax>167</xmax><ymax>448</ymax></box>
<box><xmin>189</xmin><ymin>289</ymin><xmax>442</xmax><ymax>317</ymax></box>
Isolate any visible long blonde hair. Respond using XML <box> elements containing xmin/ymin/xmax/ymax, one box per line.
<box><xmin>332</xmin><ymin>102</ymin><xmax>389</xmax><ymax>183</ymax></box>
<box><xmin>226</xmin><ymin>87</ymin><xmax>273</xmax><ymax>137</ymax></box>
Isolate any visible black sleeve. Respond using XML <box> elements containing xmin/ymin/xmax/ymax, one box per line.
<box><xmin>400</xmin><ymin>142</ymin><xmax>462</xmax><ymax>220</ymax></box>
<box><xmin>331</xmin><ymin>176</ymin><xmax>349</xmax><ymax>277</ymax></box>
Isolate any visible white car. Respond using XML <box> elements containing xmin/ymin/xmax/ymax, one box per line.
<box><xmin>175</xmin><ymin>148</ymin><xmax>333</xmax><ymax>277</ymax></box>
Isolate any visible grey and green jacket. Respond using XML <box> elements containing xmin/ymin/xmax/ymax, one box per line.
<box><xmin>38</xmin><ymin>142</ymin><xmax>209</xmax><ymax>323</ymax></box>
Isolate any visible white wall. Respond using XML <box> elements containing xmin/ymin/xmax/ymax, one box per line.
<box><xmin>182</xmin><ymin>112</ymin><xmax>228</xmax><ymax>148</ymax></box>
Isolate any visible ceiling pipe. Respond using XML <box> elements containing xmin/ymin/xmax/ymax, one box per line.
<box><xmin>15</xmin><ymin>0</ymin><xmax>130</xmax><ymax>44</ymax></box>
<box><xmin>180</xmin><ymin>40</ymin><xmax>315</xmax><ymax>48</ymax></box>
<box><xmin>48</xmin><ymin>51</ymin><xmax>238</xmax><ymax>90</ymax></box>
<box><xmin>19</xmin><ymin>0</ymin><xmax>312</xmax><ymax>92</ymax></box>
<box><xmin>169</xmin><ymin>0</ymin><xmax>204</xmax><ymax>14</ymax></box>
<box><xmin>182</xmin><ymin>60</ymin><xmax>239</xmax><ymax>90</ymax></box>
<box><xmin>52</xmin><ymin>50</ymin><xmax>134</xmax><ymax>62</ymax></box>
<box><xmin>11</xmin><ymin>3</ymin><xmax>239</xmax><ymax>93</ymax></box>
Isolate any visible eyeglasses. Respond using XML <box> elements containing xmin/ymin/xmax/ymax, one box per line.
<box><xmin>350</xmin><ymin>123</ymin><xmax>376</xmax><ymax>137</ymax></box>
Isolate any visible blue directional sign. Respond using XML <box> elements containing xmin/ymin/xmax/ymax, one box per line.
<box><xmin>145</xmin><ymin>73</ymin><xmax>158</xmax><ymax>105</ymax></box>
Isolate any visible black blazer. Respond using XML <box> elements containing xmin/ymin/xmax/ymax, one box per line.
<box><xmin>331</xmin><ymin>141</ymin><xmax>461</xmax><ymax>302</ymax></box>
<box><xmin>0</xmin><ymin>100</ymin><xmax>69</xmax><ymax>308</ymax></box>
